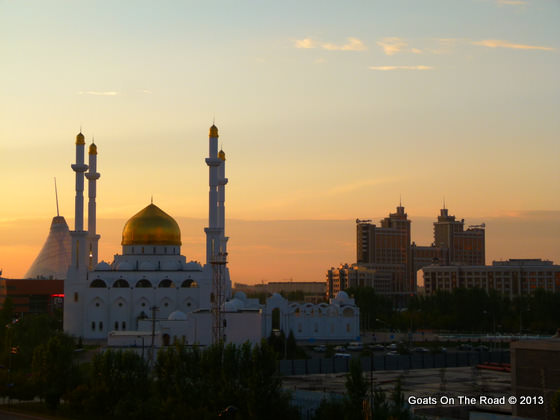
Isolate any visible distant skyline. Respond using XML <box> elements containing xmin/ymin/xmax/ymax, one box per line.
<box><xmin>1</xmin><ymin>0</ymin><xmax>559</xmax><ymax>282</ymax></box>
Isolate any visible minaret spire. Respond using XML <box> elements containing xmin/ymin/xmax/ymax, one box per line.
<box><xmin>86</xmin><ymin>139</ymin><xmax>100</xmax><ymax>267</ymax></box>
<box><xmin>54</xmin><ymin>177</ymin><xmax>60</xmax><ymax>217</ymax></box>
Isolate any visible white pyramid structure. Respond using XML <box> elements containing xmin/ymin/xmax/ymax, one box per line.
<box><xmin>25</xmin><ymin>215</ymin><xmax>71</xmax><ymax>279</ymax></box>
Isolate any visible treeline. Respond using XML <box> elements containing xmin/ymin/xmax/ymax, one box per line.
<box><xmin>348</xmin><ymin>287</ymin><xmax>560</xmax><ymax>334</ymax></box>
<box><xmin>3</xmin><ymin>335</ymin><xmax>299</xmax><ymax>419</ymax></box>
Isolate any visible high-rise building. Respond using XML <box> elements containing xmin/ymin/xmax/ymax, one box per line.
<box><xmin>433</xmin><ymin>208</ymin><xmax>485</xmax><ymax>265</ymax></box>
<box><xmin>329</xmin><ymin>205</ymin><xmax>486</xmax><ymax>299</ymax></box>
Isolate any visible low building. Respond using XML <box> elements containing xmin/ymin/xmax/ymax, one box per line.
<box><xmin>326</xmin><ymin>263</ymin><xmax>392</xmax><ymax>298</ymax></box>
<box><xmin>422</xmin><ymin>259</ymin><xmax>560</xmax><ymax>297</ymax></box>
<box><xmin>0</xmin><ymin>278</ymin><xmax>64</xmax><ymax>315</ymax></box>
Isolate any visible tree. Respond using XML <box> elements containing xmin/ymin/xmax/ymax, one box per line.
<box><xmin>31</xmin><ymin>333</ymin><xmax>75</xmax><ymax>411</ymax></box>
<box><xmin>345</xmin><ymin>358</ymin><xmax>368</xmax><ymax>419</ymax></box>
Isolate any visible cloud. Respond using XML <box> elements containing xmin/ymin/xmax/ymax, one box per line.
<box><xmin>295</xmin><ymin>38</ymin><xmax>316</xmax><ymax>49</ymax></box>
<box><xmin>369</xmin><ymin>65</ymin><xmax>434</xmax><ymax>71</ymax></box>
<box><xmin>377</xmin><ymin>37</ymin><xmax>408</xmax><ymax>55</ymax></box>
<box><xmin>294</xmin><ymin>37</ymin><xmax>367</xmax><ymax>51</ymax></box>
<box><xmin>140</xmin><ymin>89</ymin><xmax>152</xmax><ymax>94</ymax></box>
<box><xmin>322</xmin><ymin>37</ymin><xmax>367</xmax><ymax>51</ymax></box>
<box><xmin>497</xmin><ymin>0</ymin><xmax>527</xmax><ymax>5</ymax></box>
<box><xmin>411</xmin><ymin>48</ymin><xmax>423</xmax><ymax>54</ymax></box>
<box><xmin>78</xmin><ymin>91</ymin><xmax>118</xmax><ymax>96</ymax></box>
<box><xmin>473</xmin><ymin>39</ymin><xmax>554</xmax><ymax>51</ymax></box>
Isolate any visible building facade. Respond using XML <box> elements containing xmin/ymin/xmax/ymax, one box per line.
<box><xmin>422</xmin><ymin>259</ymin><xmax>560</xmax><ymax>297</ymax></box>
<box><xmin>326</xmin><ymin>264</ymin><xmax>392</xmax><ymax>298</ymax></box>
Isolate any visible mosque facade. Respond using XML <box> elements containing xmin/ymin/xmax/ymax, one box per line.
<box><xmin>63</xmin><ymin>126</ymin><xmax>359</xmax><ymax>344</ymax></box>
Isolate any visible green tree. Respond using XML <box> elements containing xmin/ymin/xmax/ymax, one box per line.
<box><xmin>31</xmin><ymin>333</ymin><xmax>75</xmax><ymax>411</ymax></box>
<box><xmin>345</xmin><ymin>358</ymin><xmax>368</xmax><ymax>419</ymax></box>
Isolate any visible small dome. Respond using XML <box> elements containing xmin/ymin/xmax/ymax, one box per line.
<box><xmin>334</xmin><ymin>291</ymin><xmax>350</xmax><ymax>303</ymax></box>
<box><xmin>224</xmin><ymin>298</ymin><xmax>244</xmax><ymax>312</ymax></box>
<box><xmin>209</xmin><ymin>124</ymin><xmax>219</xmax><ymax>138</ymax></box>
<box><xmin>234</xmin><ymin>291</ymin><xmax>247</xmax><ymax>301</ymax></box>
<box><xmin>218</xmin><ymin>150</ymin><xmax>226</xmax><ymax>161</ymax></box>
<box><xmin>76</xmin><ymin>132</ymin><xmax>85</xmax><ymax>145</ymax></box>
<box><xmin>122</xmin><ymin>203</ymin><xmax>181</xmax><ymax>246</ymax></box>
<box><xmin>89</xmin><ymin>143</ymin><xmax>97</xmax><ymax>155</ymax></box>
<box><xmin>168</xmin><ymin>310</ymin><xmax>187</xmax><ymax>321</ymax></box>
<box><xmin>95</xmin><ymin>261</ymin><xmax>111</xmax><ymax>271</ymax></box>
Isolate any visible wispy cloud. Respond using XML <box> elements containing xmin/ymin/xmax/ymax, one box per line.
<box><xmin>294</xmin><ymin>37</ymin><xmax>367</xmax><ymax>51</ymax></box>
<box><xmin>369</xmin><ymin>65</ymin><xmax>434</xmax><ymax>71</ymax></box>
<box><xmin>497</xmin><ymin>0</ymin><xmax>528</xmax><ymax>5</ymax></box>
<box><xmin>376</xmin><ymin>37</ymin><xmax>408</xmax><ymax>55</ymax></box>
<box><xmin>295</xmin><ymin>38</ymin><xmax>316</xmax><ymax>49</ymax></box>
<box><xmin>322</xmin><ymin>37</ymin><xmax>367</xmax><ymax>51</ymax></box>
<box><xmin>78</xmin><ymin>91</ymin><xmax>118</xmax><ymax>96</ymax></box>
<box><xmin>140</xmin><ymin>89</ymin><xmax>152</xmax><ymax>94</ymax></box>
<box><xmin>473</xmin><ymin>39</ymin><xmax>554</xmax><ymax>51</ymax></box>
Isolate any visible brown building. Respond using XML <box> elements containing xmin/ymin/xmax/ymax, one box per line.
<box><xmin>356</xmin><ymin>205</ymin><xmax>412</xmax><ymax>293</ymax></box>
<box><xmin>0</xmin><ymin>278</ymin><xmax>64</xmax><ymax>315</ymax></box>
<box><xmin>433</xmin><ymin>208</ymin><xmax>485</xmax><ymax>266</ymax></box>
<box><xmin>422</xmin><ymin>259</ymin><xmax>560</xmax><ymax>297</ymax></box>
<box><xmin>326</xmin><ymin>264</ymin><xmax>392</xmax><ymax>298</ymax></box>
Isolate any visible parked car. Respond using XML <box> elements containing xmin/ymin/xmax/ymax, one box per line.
<box><xmin>458</xmin><ymin>344</ymin><xmax>473</xmax><ymax>351</ymax></box>
<box><xmin>411</xmin><ymin>347</ymin><xmax>430</xmax><ymax>353</ymax></box>
<box><xmin>334</xmin><ymin>352</ymin><xmax>351</xmax><ymax>359</ymax></box>
<box><xmin>313</xmin><ymin>345</ymin><xmax>326</xmax><ymax>353</ymax></box>
<box><xmin>474</xmin><ymin>345</ymin><xmax>489</xmax><ymax>352</ymax></box>
<box><xmin>334</xmin><ymin>345</ymin><xmax>346</xmax><ymax>352</ymax></box>
<box><xmin>369</xmin><ymin>344</ymin><xmax>385</xmax><ymax>351</ymax></box>
<box><xmin>387</xmin><ymin>343</ymin><xmax>397</xmax><ymax>351</ymax></box>
<box><xmin>347</xmin><ymin>342</ymin><xmax>363</xmax><ymax>351</ymax></box>
<box><xmin>386</xmin><ymin>351</ymin><xmax>399</xmax><ymax>356</ymax></box>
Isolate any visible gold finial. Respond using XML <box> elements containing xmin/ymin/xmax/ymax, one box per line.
<box><xmin>218</xmin><ymin>149</ymin><xmax>226</xmax><ymax>161</ymax></box>
<box><xmin>89</xmin><ymin>139</ymin><xmax>97</xmax><ymax>155</ymax></box>
<box><xmin>209</xmin><ymin>124</ymin><xmax>219</xmax><ymax>138</ymax></box>
<box><xmin>76</xmin><ymin>131</ymin><xmax>85</xmax><ymax>145</ymax></box>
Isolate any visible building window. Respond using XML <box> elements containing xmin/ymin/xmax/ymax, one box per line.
<box><xmin>96</xmin><ymin>302</ymin><xmax>100</xmax><ymax>307</ymax></box>
<box><xmin>99</xmin><ymin>322</ymin><xmax>103</xmax><ymax>331</ymax></box>
<box><xmin>91</xmin><ymin>321</ymin><xmax>95</xmax><ymax>331</ymax></box>
<box><xmin>122</xmin><ymin>321</ymin><xmax>126</xmax><ymax>330</ymax></box>
<box><xmin>115</xmin><ymin>321</ymin><xmax>119</xmax><ymax>331</ymax></box>
<box><xmin>346</xmin><ymin>323</ymin><xmax>350</xmax><ymax>333</ymax></box>
<box><xmin>298</xmin><ymin>323</ymin><xmax>302</xmax><ymax>333</ymax></box>
<box><xmin>74</xmin><ymin>292</ymin><xmax>79</xmax><ymax>302</ymax></box>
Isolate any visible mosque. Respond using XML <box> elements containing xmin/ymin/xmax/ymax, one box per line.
<box><xmin>63</xmin><ymin>126</ymin><xmax>360</xmax><ymax>346</ymax></box>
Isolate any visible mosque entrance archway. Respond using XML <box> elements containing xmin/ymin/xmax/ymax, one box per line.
<box><xmin>272</xmin><ymin>308</ymin><xmax>280</xmax><ymax>331</ymax></box>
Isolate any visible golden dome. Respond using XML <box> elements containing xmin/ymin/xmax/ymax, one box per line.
<box><xmin>89</xmin><ymin>143</ymin><xmax>97</xmax><ymax>155</ymax></box>
<box><xmin>218</xmin><ymin>149</ymin><xmax>226</xmax><ymax>161</ymax></box>
<box><xmin>209</xmin><ymin>124</ymin><xmax>219</xmax><ymax>138</ymax></box>
<box><xmin>76</xmin><ymin>132</ymin><xmax>85</xmax><ymax>145</ymax></box>
<box><xmin>122</xmin><ymin>204</ymin><xmax>181</xmax><ymax>246</ymax></box>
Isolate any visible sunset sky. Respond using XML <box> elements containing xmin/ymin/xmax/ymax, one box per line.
<box><xmin>1</xmin><ymin>0</ymin><xmax>559</xmax><ymax>282</ymax></box>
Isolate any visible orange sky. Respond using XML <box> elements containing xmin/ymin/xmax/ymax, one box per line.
<box><xmin>1</xmin><ymin>212</ymin><xmax>558</xmax><ymax>283</ymax></box>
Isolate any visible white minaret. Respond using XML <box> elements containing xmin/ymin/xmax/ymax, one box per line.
<box><xmin>71</xmin><ymin>132</ymin><xmax>88</xmax><ymax>232</ymax></box>
<box><xmin>65</xmin><ymin>131</ymin><xmax>90</xmax><ymax>338</ymax></box>
<box><xmin>205</xmin><ymin>124</ymin><xmax>223</xmax><ymax>263</ymax></box>
<box><xmin>86</xmin><ymin>141</ymin><xmax>100</xmax><ymax>269</ymax></box>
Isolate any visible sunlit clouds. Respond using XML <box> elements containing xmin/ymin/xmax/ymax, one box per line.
<box><xmin>473</xmin><ymin>39</ymin><xmax>555</xmax><ymax>51</ymax></box>
<box><xmin>294</xmin><ymin>37</ymin><xmax>367</xmax><ymax>51</ymax></box>
<box><xmin>376</xmin><ymin>37</ymin><xmax>408</xmax><ymax>55</ymax></box>
<box><xmin>369</xmin><ymin>65</ymin><xmax>433</xmax><ymax>71</ymax></box>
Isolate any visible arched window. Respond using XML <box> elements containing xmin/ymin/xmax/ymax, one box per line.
<box><xmin>181</xmin><ymin>279</ymin><xmax>198</xmax><ymax>288</ymax></box>
<box><xmin>163</xmin><ymin>333</ymin><xmax>170</xmax><ymax>346</ymax></box>
<box><xmin>343</xmin><ymin>307</ymin><xmax>354</xmax><ymax>317</ymax></box>
<box><xmin>158</xmin><ymin>279</ymin><xmax>174</xmax><ymax>288</ymax></box>
<box><xmin>272</xmin><ymin>308</ymin><xmax>280</xmax><ymax>330</ymax></box>
<box><xmin>90</xmin><ymin>279</ymin><xmax>107</xmax><ymax>288</ymax></box>
<box><xmin>136</xmin><ymin>279</ymin><xmax>152</xmax><ymax>288</ymax></box>
<box><xmin>113</xmin><ymin>279</ymin><xmax>130</xmax><ymax>288</ymax></box>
